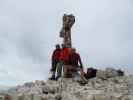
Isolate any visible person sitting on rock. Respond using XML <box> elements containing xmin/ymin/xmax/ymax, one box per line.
<box><xmin>64</xmin><ymin>48</ymin><xmax>87</xmax><ymax>82</ymax></box>
<box><xmin>49</xmin><ymin>44</ymin><xmax>61</xmax><ymax>80</ymax></box>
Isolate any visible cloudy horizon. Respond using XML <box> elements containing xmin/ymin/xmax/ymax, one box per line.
<box><xmin>0</xmin><ymin>0</ymin><xmax>133</xmax><ymax>86</ymax></box>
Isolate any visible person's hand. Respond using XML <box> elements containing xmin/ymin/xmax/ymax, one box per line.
<box><xmin>80</xmin><ymin>68</ymin><xmax>85</xmax><ymax>75</ymax></box>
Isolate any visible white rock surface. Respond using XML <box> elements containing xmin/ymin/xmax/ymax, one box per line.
<box><xmin>6</xmin><ymin>75</ymin><xmax>133</xmax><ymax>100</ymax></box>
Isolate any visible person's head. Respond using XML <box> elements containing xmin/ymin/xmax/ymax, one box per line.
<box><xmin>61</xmin><ymin>44</ymin><xmax>65</xmax><ymax>49</ymax></box>
<box><xmin>55</xmin><ymin>44</ymin><xmax>60</xmax><ymax>49</ymax></box>
<box><xmin>72</xmin><ymin>48</ymin><xmax>76</xmax><ymax>53</ymax></box>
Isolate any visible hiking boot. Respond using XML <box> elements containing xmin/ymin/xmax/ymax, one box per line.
<box><xmin>49</xmin><ymin>75</ymin><xmax>55</xmax><ymax>80</ymax></box>
<box><xmin>55</xmin><ymin>76</ymin><xmax>61</xmax><ymax>81</ymax></box>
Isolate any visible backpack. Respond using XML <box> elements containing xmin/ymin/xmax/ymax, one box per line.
<box><xmin>85</xmin><ymin>68</ymin><xmax>97</xmax><ymax>79</ymax></box>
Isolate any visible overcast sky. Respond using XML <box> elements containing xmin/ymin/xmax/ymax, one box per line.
<box><xmin>0</xmin><ymin>0</ymin><xmax>133</xmax><ymax>86</ymax></box>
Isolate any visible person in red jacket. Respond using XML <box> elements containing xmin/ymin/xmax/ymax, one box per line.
<box><xmin>64</xmin><ymin>48</ymin><xmax>87</xmax><ymax>83</ymax></box>
<box><xmin>56</xmin><ymin>44</ymin><xmax>71</xmax><ymax>80</ymax></box>
<box><xmin>69</xmin><ymin>48</ymin><xmax>83</xmax><ymax>69</ymax></box>
<box><xmin>59</xmin><ymin>44</ymin><xmax>71</xmax><ymax>65</ymax></box>
<box><xmin>49</xmin><ymin>44</ymin><xmax>61</xmax><ymax>80</ymax></box>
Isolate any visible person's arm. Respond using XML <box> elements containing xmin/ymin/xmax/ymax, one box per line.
<box><xmin>78</xmin><ymin>54</ymin><xmax>85</xmax><ymax>75</ymax></box>
<box><xmin>52</xmin><ymin>50</ymin><xmax>56</xmax><ymax>60</ymax></box>
<box><xmin>78</xmin><ymin>54</ymin><xmax>83</xmax><ymax>69</ymax></box>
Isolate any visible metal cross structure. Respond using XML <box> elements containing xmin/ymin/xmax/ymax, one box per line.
<box><xmin>60</xmin><ymin>14</ymin><xmax>75</xmax><ymax>48</ymax></box>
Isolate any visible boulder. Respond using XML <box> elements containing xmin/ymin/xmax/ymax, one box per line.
<box><xmin>96</xmin><ymin>70</ymin><xmax>107</xmax><ymax>79</ymax></box>
<box><xmin>96</xmin><ymin>68</ymin><xmax>124</xmax><ymax>80</ymax></box>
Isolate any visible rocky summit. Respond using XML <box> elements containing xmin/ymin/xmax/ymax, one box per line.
<box><xmin>5</xmin><ymin>69</ymin><xmax>133</xmax><ymax>100</ymax></box>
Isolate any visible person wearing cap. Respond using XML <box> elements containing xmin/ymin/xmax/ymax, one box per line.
<box><xmin>49</xmin><ymin>44</ymin><xmax>61</xmax><ymax>80</ymax></box>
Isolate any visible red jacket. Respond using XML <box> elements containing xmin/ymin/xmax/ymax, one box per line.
<box><xmin>52</xmin><ymin>49</ymin><xmax>61</xmax><ymax>61</ymax></box>
<box><xmin>59</xmin><ymin>47</ymin><xmax>71</xmax><ymax>64</ymax></box>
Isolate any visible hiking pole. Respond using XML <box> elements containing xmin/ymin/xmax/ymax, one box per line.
<box><xmin>59</xmin><ymin>67</ymin><xmax>64</xmax><ymax>97</ymax></box>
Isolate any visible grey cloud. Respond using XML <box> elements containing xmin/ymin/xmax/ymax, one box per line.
<box><xmin>0</xmin><ymin>0</ymin><xmax>133</xmax><ymax>86</ymax></box>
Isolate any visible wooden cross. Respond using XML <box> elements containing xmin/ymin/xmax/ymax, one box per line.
<box><xmin>60</xmin><ymin>14</ymin><xmax>75</xmax><ymax>48</ymax></box>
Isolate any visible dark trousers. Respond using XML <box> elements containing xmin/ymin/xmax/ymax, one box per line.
<box><xmin>51</xmin><ymin>60</ymin><xmax>59</xmax><ymax>72</ymax></box>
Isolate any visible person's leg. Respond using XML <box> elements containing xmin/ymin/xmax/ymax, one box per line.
<box><xmin>49</xmin><ymin>60</ymin><xmax>57</xmax><ymax>80</ymax></box>
<box><xmin>64</xmin><ymin>65</ymin><xmax>73</xmax><ymax>78</ymax></box>
<box><xmin>71</xmin><ymin>67</ymin><xmax>87</xmax><ymax>83</ymax></box>
<box><xmin>79</xmin><ymin>68</ymin><xmax>88</xmax><ymax>82</ymax></box>
<box><xmin>56</xmin><ymin>61</ymin><xmax>63</xmax><ymax>80</ymax></box>
<box><xmin>63</xmin><ymin>65</ymin><xmax>68</xmax><ymax>78</ymax></box>
<box><xmin>63</xmin><ymin>65</ymin><xmax>69</xmax><ymax>78</ymax></box>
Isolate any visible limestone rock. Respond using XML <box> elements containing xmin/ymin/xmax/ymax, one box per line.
<box><xmin>96</xmin><ymin>70</ymin><xmax>107</xmax><ymax>79</ymax></box>
<box><xmin>5</xmin><ymin>71</ymin><xmax>133</xmax><ymax>100</ymax></box>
